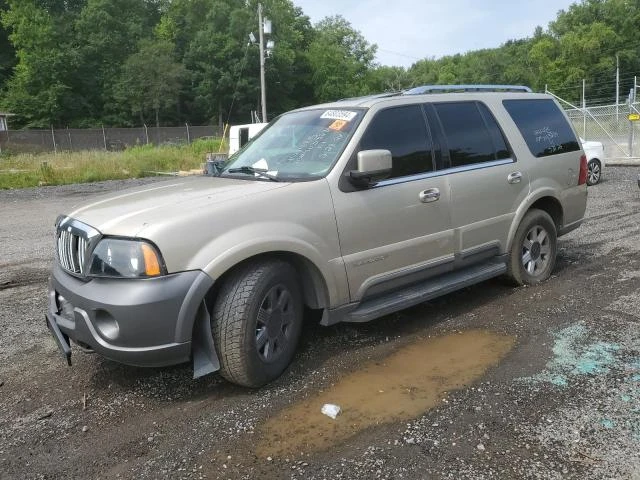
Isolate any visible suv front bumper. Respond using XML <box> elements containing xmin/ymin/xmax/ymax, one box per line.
<box><xmin>46</xmin><ymin>263</ymin><xmax>214</xmax><ymax>368</ymax></box>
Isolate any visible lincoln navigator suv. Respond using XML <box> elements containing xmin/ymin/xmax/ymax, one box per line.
<box><xmin>46</xmin><ymin>85</ymin><xmax>588</xmax><ymax>387</ymax></box>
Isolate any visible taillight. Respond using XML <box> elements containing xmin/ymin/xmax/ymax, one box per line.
<box><xmin>578</xmin><ymin>154</ymin><xmax>587</xmax><ymax>185</ymax></box>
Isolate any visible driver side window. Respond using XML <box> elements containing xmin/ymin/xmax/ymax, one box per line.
<box><xmin>360</xmin><ymin>105</ymin><xmax>434</xmax><ymax>179</ymax></box>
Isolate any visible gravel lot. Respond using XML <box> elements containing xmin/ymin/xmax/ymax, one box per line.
<box><xmin>0</xmin><ymin>169</ymin><xmax>639</xmax><ymax>480</ymax></box>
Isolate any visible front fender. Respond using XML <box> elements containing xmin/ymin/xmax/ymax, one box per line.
<box><xmin>190</xmin><ymin>221</ymin><xmax>347</xmax><ymax>308</ymax></box>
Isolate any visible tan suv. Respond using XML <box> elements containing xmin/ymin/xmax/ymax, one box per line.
<box><xmin>46</xmin><ymin>85</ymin><xmax>588</xmax><ymax>387</ymax></box>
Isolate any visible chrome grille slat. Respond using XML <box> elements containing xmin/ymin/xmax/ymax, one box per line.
<box><xmin>56</xmin><ymin>228</ymin><xmax>89</xmax><ymax>275</ymax></box>
<box><xmin>69</xmin><ymin>233</ymin><xmax>77</xmax><ymax>272</ymax></box>
<box><xmin>78</xmin><ymin>237</ymin><xmax>87</xmax><ymax>274</ymax></box>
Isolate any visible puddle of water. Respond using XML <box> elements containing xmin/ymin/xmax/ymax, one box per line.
<box><xmin>257</xmin><ymin>330</ymin><xmax>515</xmax><ymax>458</ymax></box>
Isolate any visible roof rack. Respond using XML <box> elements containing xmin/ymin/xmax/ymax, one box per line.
<box><xmin>404</xmin><ymin>85</ymin><xmax>532</xmax><ymax>95</ymax></box>
<box><xmin>337</xmin><ymin>92</ymin><xmax>402</xmax><ymax>102</ymax></box>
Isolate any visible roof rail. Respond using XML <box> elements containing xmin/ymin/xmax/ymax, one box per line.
<box><xmin>337</xmin><ymin>92</ymin><xmax>402</xmax><ymax>102</ymax></box>
<box><xmin>404</xmin><ymin>85</ymin><xmax>533</xmax><ymax>95</ymax></box>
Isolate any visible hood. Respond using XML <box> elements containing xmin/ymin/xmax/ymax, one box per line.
<box><xmin>68</xmin><ymin>176</ymin><xmax>289</xmax><ymax>236</ymax></box>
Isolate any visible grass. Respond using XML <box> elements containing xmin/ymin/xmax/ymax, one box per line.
<box><xmin>0</xmin><ymin>137</ymin><xmax>227</xmax><ymax>189</ymax></box>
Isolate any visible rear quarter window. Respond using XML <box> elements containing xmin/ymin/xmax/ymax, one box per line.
<box><xmin>503</xmin><ymin>99</ymin><xmax>580</xmax><ymax>158</ymax></box>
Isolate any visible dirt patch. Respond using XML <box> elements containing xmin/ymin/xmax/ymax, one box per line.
<box><xmin>257</xmin><ymin>330</ymin><xmax>515</xmax><ymax>458</ymax></box>
<box><xmin>0</xmin><ymin>266</ymin><xmax>50</xmax><ymax>290</ymax></box>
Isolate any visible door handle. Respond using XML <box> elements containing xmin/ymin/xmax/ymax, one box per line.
<box><xmin>419</xmin><ymin>188</ymin><xmax>440</xmax><ymax>203</ymax></box>
<box><xmin>507</xmin><ymin>172</ymin><xmax>523</xmax><ymax>184</ymax></box>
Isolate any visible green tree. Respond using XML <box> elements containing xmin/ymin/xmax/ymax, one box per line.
<box><xmin>1</xmin><ymin>0</ymin><xmax>83</xmax><ymax>127</ymax></box>
<box><xmin>368</xmin><ymin>66</ymin><xmax>412</xmax><ymax>92</ymax></box>
<box><xmin>306</xmin><ymin>15</ymin><xmax>377</xmax><ymax>102</ymax></box>
<box><xmin>74</xmin><ymin>0</ymin><xmax>161</xmax><ymax>125</ymax></box>
<box><xmin>114</xmin><ymin>39</ymin><xmax>187</xmax><ymax>127</ymax></box>
<box><xmin>0</xmin><ymin>0</ymin><xmax>16</xmax><ymax>90</ymax></box>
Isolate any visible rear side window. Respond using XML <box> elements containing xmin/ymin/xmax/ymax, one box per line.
<box><xmin>360</xmin><ymin>105</ymin><xmax>433</xmax><ymax>179</ymax></box>
<box><xmin>503</xmin><ymin>99</ymin><xmax>580</xmax><ymax>157</ymax></box>
<box><xmin>434</xmin><ymin>102</ymin><xmax>509</xmax><ymax>168</ymax></box>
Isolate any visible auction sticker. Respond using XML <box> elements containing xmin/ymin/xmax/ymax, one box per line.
<box><xmin>328</xmin><ymin>119</ymin><xmax>348</xmax><ymax>131</ymax></box>
<box><xmin>321</xmin><ymin>110</ymin><xmax>358</xmax><ymax>122</ymax></box>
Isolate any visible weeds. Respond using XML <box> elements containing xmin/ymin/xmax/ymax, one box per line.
<box><xmin>0</xmin><ymin>138</ymin><xmax>225</xmax><ymax>189</ymax></box>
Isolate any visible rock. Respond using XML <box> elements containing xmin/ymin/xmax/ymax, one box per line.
<box><xmin>82</xmin><ymin>425</ymin><xmax>89</xmax><ymax>433</ymax></box>
<box><xmin>36</xmin><ymin>411</ymin><xmax>53</xmax><ymax>421</ymax></box>
<box><xmin>321</xmin><ymin>403</ymin><xmax>341</xmax><ymax>419</ymax></box>
<box><xmin>477</xmin><ymin>443</ymin><xmax>485</xmax><ymax>451</ymax></box>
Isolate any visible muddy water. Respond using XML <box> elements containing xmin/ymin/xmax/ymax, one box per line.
<box><xmin>257</xmin><ymin>330</ymin><xmax>515</xmax><ymax>458</ymax></box>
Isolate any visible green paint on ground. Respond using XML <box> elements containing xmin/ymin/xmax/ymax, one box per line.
<box><xmin>525</xmin><ymin>323</ymin><xmax>620</xmax><ymax>386</ymax></box>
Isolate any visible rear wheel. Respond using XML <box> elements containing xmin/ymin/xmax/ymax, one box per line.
<box><xmin>507</xmin><ymin>209</ymin><xmax>557</xmax><ymax>286</ymax></box>
<box><xmin>211</xmin><ymin>260</ymin><xmax>303</xmax><ymax>387</ymax></box>
<box><xmin>587</xmin><ymin>159</ymin><xmax>601</xmax><ymax>185</ymax></box>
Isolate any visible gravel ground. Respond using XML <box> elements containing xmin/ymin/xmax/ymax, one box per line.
<box><xmin>0</xmin><ymin>168</ymin><xmax>638</xmax><ymax>479</ymax></box>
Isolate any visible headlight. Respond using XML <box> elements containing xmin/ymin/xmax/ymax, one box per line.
<box><xmin>88</xmin><ymin>238</ymin><xmax>165</xmax><ymax>278</ymax></box>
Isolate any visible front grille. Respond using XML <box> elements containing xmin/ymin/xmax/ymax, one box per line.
<box><xmin>55</xmin><ymin>217</ymin><xmax>100</xmax><ymax>276</ymax></box>
<box><xmin>57</xmin><ymin>230</ymin><xmax>88</xmax><ymax>274</ymax></box>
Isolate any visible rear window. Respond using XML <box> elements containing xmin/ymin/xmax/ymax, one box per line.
<box><xmin>503</xmin><ymin>99</ymin><xmax>580</xmax><ymax>158</ymax></box>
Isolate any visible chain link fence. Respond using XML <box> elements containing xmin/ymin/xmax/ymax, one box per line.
<box><xmin>564</xmin><ymin>103</ymin><xmax>640</xmax><ymax>159</ymax></box>
<box><xmin>547</xmin><ymin>90</ymin><xmax>640</xmax><ymax>159</ymax></box>
<box><xmin>0</xmin><ymin>125</ymin><xmax>224</xmax><ymax>154</ymax></box>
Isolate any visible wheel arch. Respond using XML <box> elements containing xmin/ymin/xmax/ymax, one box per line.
<box><xmin>507</xmin><ymin>193</ymin><xmax>563</xmax><ymax>252</ymax></box>
<box><xmin>203</xmin><ymin>251</ymin><xmax>331</xmax><ymax>315</ymax></box>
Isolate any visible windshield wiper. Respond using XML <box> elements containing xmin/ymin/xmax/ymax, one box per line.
<box><xmin>226</xmin><ymin>166</ymin><xmax>280</xmax><ymax>182</ymax></box>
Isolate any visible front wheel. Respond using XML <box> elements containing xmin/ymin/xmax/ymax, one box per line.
<box><xmin>506</xmin><ymin>209</ymin><xmax>557</xmax><ymax>286</ymax></box>
<box><xmin>211</xmin><ymin>260</ymin><xmax>303</xmax><ymax>388</ymax></box>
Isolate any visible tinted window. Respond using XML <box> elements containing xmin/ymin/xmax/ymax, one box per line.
<box><xmin>360</xmin><ymin>105</ymin><xmax>433</xmax><ymax>178</ymax></box>
<box><xmin>503</xmin><ymin>99</ymin><xmax>580</xmax><ymax>157</ymax></box>
<box><xmin>477</xmin><ymin>102</ymin><xmax>511</xmax><ymax>160</ymax></box>
<box><xmin>435</xmin><ymin>102</ymin><xmax>501</xmax><ymax>167</ymax></box>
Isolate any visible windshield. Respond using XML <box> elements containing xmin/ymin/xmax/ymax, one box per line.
<box><xmin>220</xmin><ymin>108</ymin><xmax>364</xmax><ymax>181</ymax></box>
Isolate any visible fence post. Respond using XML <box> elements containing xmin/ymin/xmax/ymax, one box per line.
<box><xmin>102</xmin><ymin>125</ymin><xmax>107</xmax><ymax>151</ymax></box>
<box><xmin>51</xmin><ymin>125</ymin><xmax>57</xmax><ymax>154</ymax></box>
<box><xmin>67</xmin><ymin>127</ymin><xmax>72</xmax><ymax>151</ymax></box>
<box><xmin>582</xmin><ymin>79</ymin><xmax>587</xmax><ymax>139</ymax></box>
<box><xmin>186</xmin><ymin>123</ymin><xmax>190</xmax><ymax>144</ymax></box>
<box><xmin>144</xmin><ymin>124</ymin><xmax>149</xmax><ymax>145</ymax></box>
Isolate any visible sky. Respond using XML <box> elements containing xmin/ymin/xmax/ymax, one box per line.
<box><xmin>291</xmin><ymin>0</ymin><xmax>577</xmax><ymax>68</ymax></box>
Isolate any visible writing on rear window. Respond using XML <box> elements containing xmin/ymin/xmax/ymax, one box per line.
<box><xmin>503</xmin><ymin>99</ymin><xmax>580</xmax><ymax>158</ymax></box>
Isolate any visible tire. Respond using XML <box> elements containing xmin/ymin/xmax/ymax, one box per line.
<box><xmin>211</xmin><ymin>260</ymin><xmax>303</xmax><ymax>388</ymax></box>
<box><xmin>506</xmin><ymin>209</ymin><xmax>557</xmax><ymax>286</ymax></box>
<box><xmin>587</xmin><ymin>159</ymin><xmax>601</xmax><ymax>186</ymax></box>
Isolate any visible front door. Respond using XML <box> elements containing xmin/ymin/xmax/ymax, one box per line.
<box><xmin>330</xmin><ymin>104</ymin><xmax>454</xmax><ymax>302</ymax></box>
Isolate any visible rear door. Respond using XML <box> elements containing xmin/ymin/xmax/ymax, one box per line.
<box><xmin>427</xmin><ymin>100</ymin><xmax>530</xmax><ymax>260</ymax></box>
<box><xmin>502</xmin><ymin>98</ymin><xmax>586</xmax><ymax>229</ymax></box>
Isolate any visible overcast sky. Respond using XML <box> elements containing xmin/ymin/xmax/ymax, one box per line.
<box><xmin>291</xmin><ymin>0</ymin><xmax>576</xmax><ymax>67</ymax></box>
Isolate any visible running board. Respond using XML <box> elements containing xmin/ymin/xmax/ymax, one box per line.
<box><xmin>344</xmin><ymin>261</ymin><xmax>507</xmax><ymax>323</ymax></box>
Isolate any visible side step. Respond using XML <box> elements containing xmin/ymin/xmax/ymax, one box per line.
<box><xmin>345</xmin><ymin>261</ymin><xmax>507</xmax><ymax>323</ymax></box>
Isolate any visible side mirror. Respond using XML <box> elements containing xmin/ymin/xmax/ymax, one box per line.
<box><xmin>348</xmin><ymin>149</ymin><xmax>392</xmax><ymax>188</ymax></box>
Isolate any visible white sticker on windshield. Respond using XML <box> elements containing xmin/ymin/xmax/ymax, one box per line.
<box><xmin>321</xmin><ymin>110</ymin><xmax>358</xmax><ymax>122</ymax></box>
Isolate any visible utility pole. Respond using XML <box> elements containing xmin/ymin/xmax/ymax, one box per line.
<box><xmin>258</xmin><ymin>3</ymin><xmax>267</xmax><ymax>123</ymax></box>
